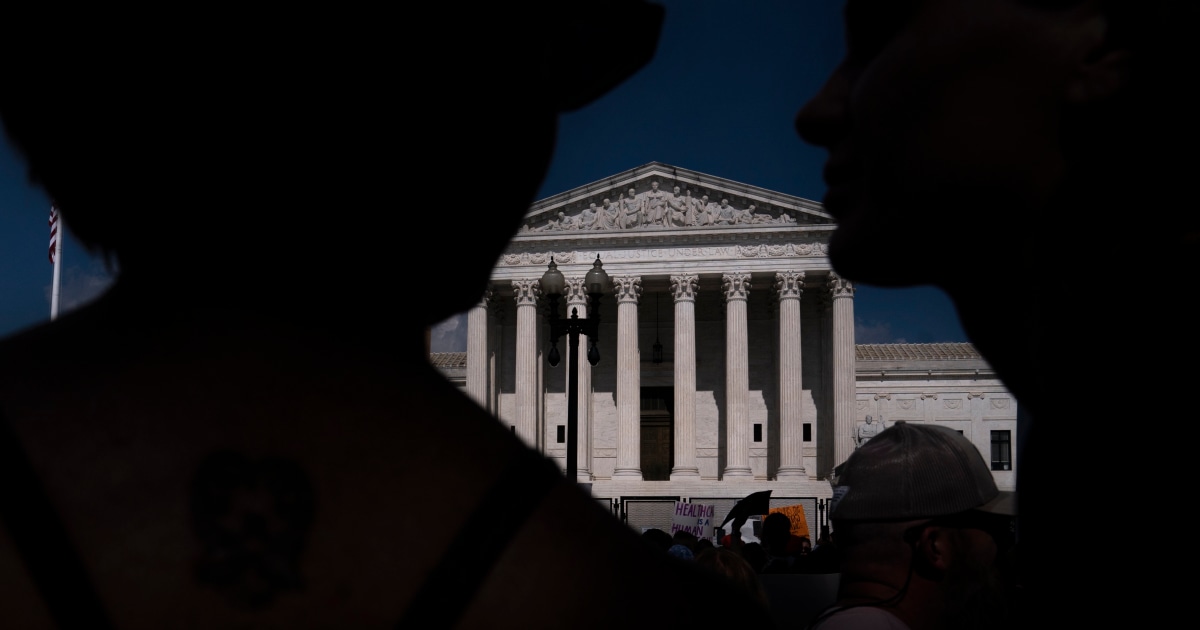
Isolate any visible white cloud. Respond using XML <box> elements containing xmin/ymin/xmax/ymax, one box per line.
<box><xmin>44</xmin><ymin>264</ymin><xmax>115</xmax><ymax>315</ymax></box>
<box><xmin>855</xmin><ymin>318</ymin><xmax>905</xmax><ymax>344</ymax></box>
<box><xmin>430</xmin><ymin>313</ymin><xmax>468</xmax><ymax>352</ymax></box>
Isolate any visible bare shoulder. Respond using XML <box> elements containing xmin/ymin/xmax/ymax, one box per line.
<box><xmin>0</xmin><ymin>304</ymin><xmax>550</xmax><ymax>627</ymax></box>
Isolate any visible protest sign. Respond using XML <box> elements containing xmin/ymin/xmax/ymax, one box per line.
<box><xmin>670</xmin><ymin>501</ymin><xmax>715</xmax><ymax>539</ymax></box>
<box><xmin>767</xmin><ymin>503</ymin><xmax>810</xmax><ymax>539</ymax></box>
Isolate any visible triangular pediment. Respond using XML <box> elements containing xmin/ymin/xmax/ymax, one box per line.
<box><xmin>516</xmin><ymin>162</ymin><xmax>832</xmax><ymax>236</ymax></box>
<box><xmin>496</xmin><ymin>162</ymin><xmax>835</xmax><ymax>281</ymax></box>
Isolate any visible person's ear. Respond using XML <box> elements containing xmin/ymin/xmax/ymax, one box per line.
<box><xmin>1064</xmin><ymin>10</ymin><xmax>1130</xmax><ymax>105</ymax></box>
<box><xmin>914</xmin><ymin>526</ymin><xmax>952</xmax><ymax>577</ymax></box>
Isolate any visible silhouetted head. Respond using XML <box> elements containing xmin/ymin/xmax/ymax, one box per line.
<box><xmin>1</xmin><ymin>2</ymin><xmax>664</xmax><ymax>326</ymax></box>
<box><xmin>796</xmin><ymin>0</ymin><xmax>1197</xmax><ymax>289</ymax></box>
<box><xmin>761</xmin><ymin>512</ymin><xmax>793</xmax><ymax>553</ymax></box>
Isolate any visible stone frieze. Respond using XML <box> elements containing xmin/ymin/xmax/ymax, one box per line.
<box><xmin>520</xmin><ymin>179</ymin><xmax>801</xmax><ymax>234</ymax></box>
<box><xmin>499</xmin><ymin>242</ymin><xmax>828</xmax><ymax>266</ymax></box>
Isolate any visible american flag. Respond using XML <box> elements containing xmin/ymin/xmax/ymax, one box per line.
<box><xmin>49</xmin><ymin>204</ymin><xmax>59</xmax><ymax>264</ymax></box>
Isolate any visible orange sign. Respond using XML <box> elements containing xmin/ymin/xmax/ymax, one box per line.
<box><xmin>766</xmin><ymin>503</ymin><xmax>810</xmax><ymax>539</ymax></box>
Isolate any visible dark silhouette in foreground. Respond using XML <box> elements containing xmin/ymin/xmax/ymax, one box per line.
<box><xmin>0</xmin><ymin>3</ymin><xmax>778</xmax><ymax>628</ymax></box>
<box><xmin>795</xmin><ymin>0</ymin><xmax>1197</xmax><ymax>620</ymax></box>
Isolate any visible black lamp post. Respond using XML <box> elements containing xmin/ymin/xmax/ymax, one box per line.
<box><xmin>540</xmin><ymin>254</ymin><xmax>611</xmax><ymax>482</ymax></box>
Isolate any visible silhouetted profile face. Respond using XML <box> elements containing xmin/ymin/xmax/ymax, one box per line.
<box><xmin>939</xmin><ymin>526</ymin><xmax>1010</xmax><ymax>630</ymax></box>
<box><xmin>795</xmin><ymin>0</ymin><xmax>1107</xmax><ymax>287</ymax></box>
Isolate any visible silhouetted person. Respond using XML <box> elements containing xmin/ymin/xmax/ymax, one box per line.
<box><xmin>804</xmin><ymin>530</ymin><xmax>841</xmax><ymax>575</ymax></box>
<box><xmin>807</xmin><ymin>423</ymin><xmax>1017</xmax><ymax>630</ymax></box>
<box><xmin>760</xmin><ymin>512</ymin><xmax>808</xmax><ymax>574</ymax></box>
<box><xmin>696</xmin><ymin>547</ymin><xmax>770</xmax><ymax>611</ymax></box>
<box><xmin>671</xmin><ymin>529</ymin><xmax>699</xmax><ymax>553</ymax></box>
<box><xmin>0</xmin><ymin>3</ymin><xmax>779</xmax><ymax>628</ymax></box>
<box><xmin>794</xmin><ymin>0</ymin><xmax>1197</xmax><ymax>619</ymax></box>
<box><xmin>641</xmin><ymin>527</ymin><xmax>674</xmax><ymax>553</ymax></box>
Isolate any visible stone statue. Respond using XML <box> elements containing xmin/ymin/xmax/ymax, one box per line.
<box><xmin>620</xmin><ymin>187</ymin><xmax>642</xmax><ymax>229</ymax></box>
<box><xmin>644</xmin><ymin>180</ymin><xmax>667</xmax><ymax>227</ymax></box>
<box><xmin>579</xmin><ymin>203</ymin><xmax>599</xmax><ymax>230</ymax></box>
<box><xmin>733</xmin><ymin>203</ymin><xmax>755</xmax><ymax>224</ymax></box>
<box><xmin>749</xmin><ymin>204</ymin><xmax>776</xmax><ymax>223</ymax></box>
<box><xmin>694</xmin><ymin>194</ymin><xmax>713</xmax><ymax>226</ymax></box>
<box><xmin>595</xmin><ymin>197</ymin><xmax>620</xmax><ymax>230</ymax></box>
<box><xmin>682</xmin><ymin>189</ymin><xmax>699</xmax><ymax>225</ymax></box>
<box><xmin>666</xmin><ymin>185</ymin><xmax>691</xmax><ymax>227</ymax></box>
<box><xmin>854</xmin><ymin>414</ymin><xmax>886</xmax><ymax>448</ymax></box>
<box><xmin>714</xmin><ymin>198</ymin><xmax>736</xmax><ymax>225</ymax></box>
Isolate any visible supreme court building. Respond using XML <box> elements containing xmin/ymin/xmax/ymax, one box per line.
<box><xmin>438</xmin><ymin>163</ymin><xmax>1017</xmax><ymax>534</ymax></box>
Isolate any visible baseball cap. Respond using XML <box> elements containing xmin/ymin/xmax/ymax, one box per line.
<box><xmin>830</xmin><ymin>422</ymin><xmax>1016</xmax><ymax>521</ymax></box>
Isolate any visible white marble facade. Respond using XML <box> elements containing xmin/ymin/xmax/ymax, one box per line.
<box><xmin>460</xmin><ymin>163</ymin><xmax>1018</xmax><ymax>516</ymax></box>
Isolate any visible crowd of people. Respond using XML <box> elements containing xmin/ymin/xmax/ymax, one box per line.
<box><xmin>642</xmin><ymin>423</ymin><xmax>1017</xmax><ymax>629</ymax></box>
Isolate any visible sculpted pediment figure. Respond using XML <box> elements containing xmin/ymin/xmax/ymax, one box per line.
<box><xmin>522</xmin><ymin>168</ymin><xmax>822</xmax><ymax>233</ymax></box>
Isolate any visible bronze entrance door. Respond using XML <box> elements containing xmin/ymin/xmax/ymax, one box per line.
<box><xmin>640</xmin><ymin>387</ymin><xmax>673</xmax><ymax>481</ymax></box>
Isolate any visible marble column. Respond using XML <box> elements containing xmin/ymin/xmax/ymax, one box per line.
<box><xmin>612</xmin><ymin>275</ymin><xmax>643</xmax><ymax>479</ymax></box>
<box><xmin>775</xmin><ymin>271</ymin><xmax>807</xmax><ymax>478</ymax></box>
<box><xmin>512</xmin><ymin>278</ymin><xmax>541</xmax><ymax>448</ymax></box>
<box><xmin>488</xmin><ymin>299</ymin><xmax>504</xmax><ymax>415</ymax></box>
<box><xmin>828</xmin><ymin>272</ymin><xmax>857</xmax><ymax>469</ymax></box>
<box><xmin>817</xmin><ymin>293</ymin><xmax>834</xmax><ymax>478</ymax></box>
<box><xmin>722</xmin><ymin>272</ymin><xmax>753</xmax><ymax>479</ymax></box>
<box><xmin>566</xmin><ymin>277</ymin><xmax>593</xmax><ymax>482</ymax></box>
<box><xmin>670</xmin><ymin>273</ymin><xmax>701</xmax><ymax>480</ymax></box>
<box><xmin>465</xmin><ymin>286</ymin><xmax>491</xmax><ymax>409</ymax></box>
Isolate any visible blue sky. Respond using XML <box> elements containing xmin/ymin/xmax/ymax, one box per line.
<box><xmin>1</xmin><ymin>2</ymin><xmax>968</xmax><ymax>351</ymax></box>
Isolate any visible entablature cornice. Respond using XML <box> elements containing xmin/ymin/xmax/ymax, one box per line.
<box><xmin>856</xmin><ymin>359</ymin><xmax>993</xmax><ymax>372</ymax></box>
<box><xmin>854</xmin><ymin>369</ymin><xmax>1000</xmax><ymax>381</ymax></box>
<box><xmin>502</xmin><ymin>225</ymin><xmax>831</xmax><ymax>265</ymax></box>
<box><xmin>510</xmin><ymin>223</ymin><xmax>833</xmax><ymax>249</ymax></box>
<box><xmin>492</xmin><ymin>232</ymin><xmax>833</xmax><ymax>282</ymax></box>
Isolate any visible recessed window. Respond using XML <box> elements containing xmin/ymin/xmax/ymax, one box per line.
<box><xmin>754</xmin><ymin>424</ymin><xmax>762</xmax><ymax>442</ymax></box>
<box><xmin>803</xmin><ymin>423</ymin><xmax>812</xmax><ymax>442</ymax></box>
<box><xmin>991</xmin><ymin>430</ymin><xmax>1012</xmax><ymax>471</ymax></box>
<box><xmin>557</xmin><ymin>425</ymin><xmax>566</xmax><ymax>443</ymax></box>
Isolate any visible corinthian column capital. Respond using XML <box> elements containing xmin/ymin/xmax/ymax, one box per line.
<box><xmin>565</xmin><ymin>277</ymin><xmax>589</xmax><ymax>306</ymax></box>
<box><xmin>476</xmin><ymin>285</ymin><xmax>493</xmax><ymax>309</ymax></box>
<box><xmin>613</xmin><ymin>276</ymin><xmax>643</xmax><ymax>304</ymax></box>
<box><xmin>827</xmin><ymin>272</ymin><xmax>855</xmax><ymax>298</ymax></box>
<box><xmin>670</xmin><ymin>273</ymin><xmax>699</xmax><ymax>303</ymax></box>
<box><xmin>775</xmin><ymin>270</ymin><xmax>805</xmax><ymax>300</ymax></box>
<box><xmin>512</xmin><ymin>278</ymin><xmax>542</xmax><ymax>306</ymax></box>
<box><xmin>722</xmin><ymin>272</ymin><xmax>751</xmax><ymax>302</ymax></box>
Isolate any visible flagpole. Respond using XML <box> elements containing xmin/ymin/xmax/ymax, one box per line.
<box><xmin>50</xmin><ymin>205</ymin><xmax>63</xmax><ymax>320</ymax></box>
